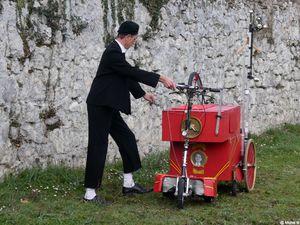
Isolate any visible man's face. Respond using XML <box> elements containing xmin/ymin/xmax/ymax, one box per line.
<box><xmin>195</xmin><ymin>154</ymin><xmax>202</xmax><ymax>163</ymax></box>
<box><xmin>123</xmin><ymin>35</ymin><xmax>138</xmax><ymax>49</ymax></box>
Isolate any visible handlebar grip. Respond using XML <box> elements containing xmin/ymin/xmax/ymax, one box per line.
<box><xmin>176</xmin><ymin>83</ymin><xmax>189</xmax><ymax>88</ymax></box>
<box><xmin>201</xmin><ymin>87</ymin><xmax>221</xmax><ymax>92</ymax></box>
<box><xmin>176</xmin><ymin>83</ymin><xmax>221</xmax><ymax>92</ymax></box>
<box><xmin>169</xmin><ymin>91</ymin><xmax>181</xmax><ymax>95</ymax></box>
<box><xmin>176</xmin><ymin>83</ymin><xmax>199</xmax><ymax>90</ymax></box>
<box><xmin>208</xmin><ymin>88</ymin><xmax>221</xmax><ymax>93</ymax></box>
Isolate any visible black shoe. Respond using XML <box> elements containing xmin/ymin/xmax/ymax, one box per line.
<box><xmin>83</xmin><ymin>195</ymin><xmax>112</xmax><ymax>205</ymax></box>
<box><xmin>122</xmin><ymin>183</ymin><xmax>153</xmax><ymax>195</ymax></box>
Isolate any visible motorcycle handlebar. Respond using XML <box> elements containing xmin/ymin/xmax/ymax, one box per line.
<box><xmin>175</xmin><ymin>83</ymin><xmax>222</xmax><ymax>93</ymax></box>
<box><xmin>202</xmin><ymin>87</ymin><xmax>222</xmax><ymax>93</ymax></box>
<box><xmin>176</xmin><ymin>83</ymin><xmax>194</xmax><ymax>89</ymax></box>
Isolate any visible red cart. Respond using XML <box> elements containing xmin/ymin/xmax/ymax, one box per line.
<box><xmin>153</xmin><ymin>95</ymin><xmax>256</xmax><ymax>206</ymax></box>
<box><xmin>153</xmin><ymin>10</ymin><xmax>262</xmax><ymax>208</ymax></box>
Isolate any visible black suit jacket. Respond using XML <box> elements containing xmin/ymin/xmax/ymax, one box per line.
<box><xmin>87</xmin><ymin>41</ymin><xmax>160</xmax><ymax>114</ymax></box>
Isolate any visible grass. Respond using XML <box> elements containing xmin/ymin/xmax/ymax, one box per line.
<box><xmin>0</xmin><ymin>124</ymin><xmax>299</xmax><ymax>225</ymax></box>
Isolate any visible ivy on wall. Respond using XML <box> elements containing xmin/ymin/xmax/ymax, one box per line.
<box><xmin>139</xmin><ymin>0</ymin><xmax>170</xmax><ymax>30</ymax></box>
<box><xmin>13</xmin><ymin>0</ymin><xmax>88</xmax><ymax>63</ymax></box>
<box><xmin>12</xmin><ymin>0</ymin><xmax>171</xmax><ymax>54</ymax></box>
<box><xmin>101</xmin><ymin>0</ymin><xmax>136</xmax><ymax>45</ymax></box>
<box><xmin>15</xmin><ymin>0</ymin><xmax>35</xmax><ymax>63</ymax></box>
<box><xmin>101</xmin><ymin>0</ymin><xmax>170</xmax><ymax>45</ymax></box>
<box><xmin>0</xmin><ymin>0</ymin><xmax>3</xmax><ymax>14</ymax></box>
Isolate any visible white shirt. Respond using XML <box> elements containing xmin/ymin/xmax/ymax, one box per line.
<box><xmin>115</xmin><ymin>39</ymin><xmax>127</xmax><ymax>53</ymax></box>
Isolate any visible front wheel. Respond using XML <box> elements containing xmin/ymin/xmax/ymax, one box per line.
<box><xmin>177</xmin><ymin>178</ymin><xmax>186</xmax><ymax>209</ymax></box>
<box><xmin>188</xmin><ymin>72</ymin><xmax>203</xmax><ymax>89</ymax></box>
<box><xmin>243</xmin><ymin>139</ymin><xmax>257</xmax><ymax>192</ymax></box>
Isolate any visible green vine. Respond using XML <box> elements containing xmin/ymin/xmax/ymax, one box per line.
<box><xmin>71</xmin><ymin>15</ymin><xmax>89</xmax><ymax>36</ymax></box>
<box><xmin>14</xmin><ymin>0</ymin><xmax>88</xmax><ymax>63</ymax></box>
<box><xmin>139</xmin><ymin>0</ymin><xmax>170</xmax><ymax>31</ymax></box>
<box><xmin>101</xmin><ymin>0</ymin><xmax>135</xmax><ymax>45</ymax></box>
<box><xmin>34</xmin><ymin>0</ymin><xmax>66</xmax><ymax>44</ymax></box>
<box><xmin>116</xmin><ymin>0</ymin><xmax>135</xmax><ymax>24</ymax></box>
<box><xmin>101</xmin><ymin>0</ymin><xmax>170</xmax><ymax>44</ymax></box>
<box><xmin>39</xmin><ymin>106</ymin><xmax>63</xmax><ymax>132</ymax></box>
<box><xmin>0</xmin><ymin>0</ymin><xmax>3</xmax><ymax>14</ymax></box>
<box><xmin>15</xmin><ymin>0</ymin><xmax>34</xmax><ymax>63</ymax></box>
<box><xmin>8</xmin><ymin>111</ymin><xmax>22</xmax><ymax>148</ymax></box>
<box><xmin>102</xmin><ymin>0</ymin><xmax>113</xmax><ymax>45</ymax></box>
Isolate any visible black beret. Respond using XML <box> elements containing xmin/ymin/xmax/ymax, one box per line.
<box><xmin>118</xmin><ymin>21</ymin><xmax>139</xmax><ymax>35</ymax></box>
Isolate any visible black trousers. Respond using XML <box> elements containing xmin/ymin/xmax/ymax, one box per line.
<box><xmin>84</xmin><ymin>104</ymin><xmax>142</xmax><ymax>189</ymax></box>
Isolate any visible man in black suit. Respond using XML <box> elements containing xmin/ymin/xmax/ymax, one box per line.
<box><xmin>84</xmin><ymin>21</ymin><xmax>176</xmax><ymax>204</ymax></box>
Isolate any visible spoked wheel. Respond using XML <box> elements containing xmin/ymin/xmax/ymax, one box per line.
<box><xmin>188</xmin><ymin>72</ymin><xmax>203</xmax><ymax>89</ymax></box>
<box><xmin>177</xmin><ymin>178</ymin><xmax>186</xmax><ymax>209</ymax></box>
<box><xmin>243</xmin><ymin>139</ymin><xmax>257</xmax><ymax>192</ymax></box>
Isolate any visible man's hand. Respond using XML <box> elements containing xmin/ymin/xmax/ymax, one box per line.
<box><xmin>143</xmin><ymin>93</ymin><xmax>156</xmax><ymax>104</ymax></box>
<box><xmin>159</xmin><ymin>75</ymin><xmax>176</xmax><ymax>90</ymax></box>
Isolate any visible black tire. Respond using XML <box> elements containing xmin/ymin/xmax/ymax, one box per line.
<box><xmin>188</xmin><ymin>72</ymin><xmax>203</xmax><ymax>89</ymax></box>
<box><xmin>177</xmin><ymin>178</ymin><xmax>185</xmax><ymax>209</ymax></box>
<box><xmin>203</xmin><ymin>196</ymin><xmax>214</xmax><ymax>203</ymax></box>
<box><xmin>231</xmin><ymin>180</ymin><xmax>239</xmax><ymax>196</ymax></box>
<box><xmin>162</xmin><ymin>191</ymin><xmax>175</xmax><ymax>199</ymax></box>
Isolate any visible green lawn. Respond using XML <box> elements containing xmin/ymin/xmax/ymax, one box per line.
<box><xmin>0</xmin><ymin>124</ymin><xmax>299</xmax><ymax>225</ymax></box>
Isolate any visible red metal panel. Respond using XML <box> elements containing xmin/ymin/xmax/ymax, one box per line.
<box><xmin>153</xmin><ymin>174</ymin><xmax>165</xmax><ymax>192</ymax></box>
<box><xmin>168</xmin><ymin>137</ymin><xmax>242</xmax><ymax>182</ymax></box>
<box><xmin>153</xmin><ymin>174</ymin><xmax>177</xmax><ymax>193</ymax></box>
<box><xmin>230</xmin><ymin>106</ymin><xmax>240</xmax><ymax>133</ymax></box>
<box><xmin>162</xmin><ymin>104</ymin><xmax>240</xmax><ymax>143</ymax></box>
<box><xmin>203</xmin><ymin>178</ymin><xmax>218</xmax><ymax>197</ymax></box>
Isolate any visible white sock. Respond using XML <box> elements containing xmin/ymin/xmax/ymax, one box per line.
<box><xmin>84</xmin><ymin>188</ymin><xmax>96</xmax><ymax>200</ymax></box>
<box><xmin>123</xmin><ymin>173</ymin><xmax>135</xmax><ymax>188</ymax></box>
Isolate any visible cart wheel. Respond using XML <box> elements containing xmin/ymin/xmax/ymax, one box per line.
<box><xmin>177</xmin><ymin>178</ymin><xmax>185</xmax><ymax>209</ymax></box>
<box><xmin>231</xmin><ymin>180</ymin><xmax>239</xmax><ymax>196</ymax></box>
<box><xmin>203</xmin><ymin>196</ymin><xmax>214</xmax><ymax>203</ymax></box>
<box><xmin>163</xmin><ymin>191</ymin><xmax>175</xmax><ymax>199</ymax></box>
<box><xmin>243</xmin><ymin>139</ymin><xmax>256</xmax><ymax>192</ymax></box>
<box><xmin>188</xmin><ymin>72</ymin><xmax>203</xmax><ymax>89</ymax></box>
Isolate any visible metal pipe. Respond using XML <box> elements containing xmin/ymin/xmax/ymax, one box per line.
<box><xmin>215</xmin><ymin>88</ymin><xmax>223</xmax><ymax>136</ymax></box>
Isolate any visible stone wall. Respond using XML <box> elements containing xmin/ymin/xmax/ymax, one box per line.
<box><xmin>0</xmin><ymin>0</ymin><xmax>299</xmax><ymax>179</ymax></box>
